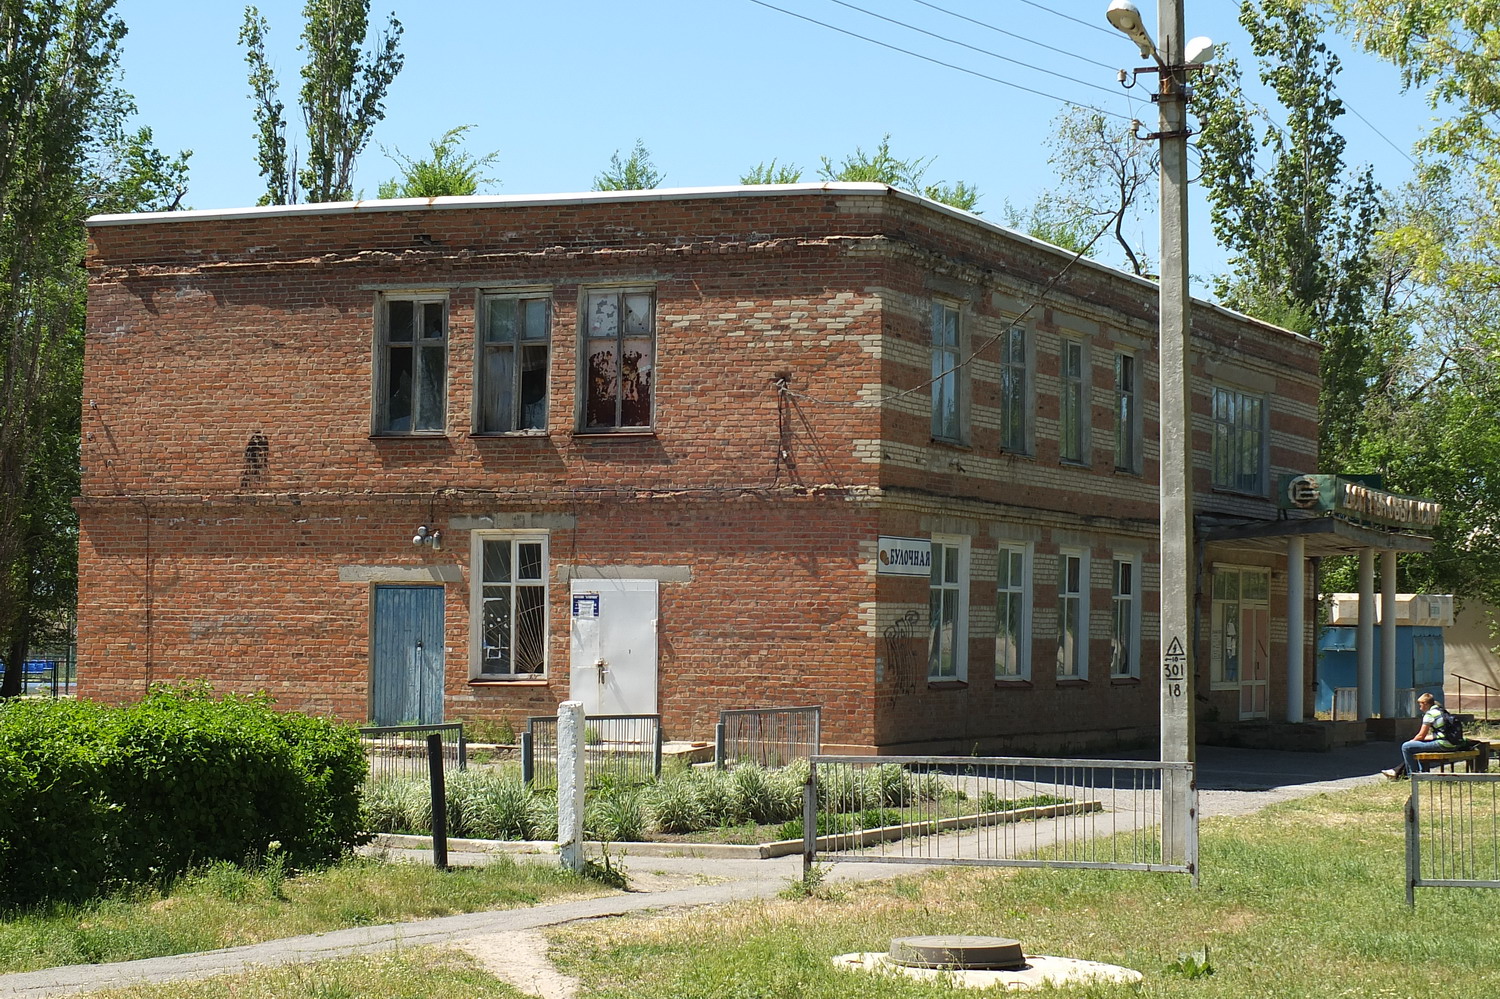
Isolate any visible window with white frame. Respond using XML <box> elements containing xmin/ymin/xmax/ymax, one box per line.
<box><xmin>928</xmin><ymin>537</ymin><xmax>968</xmax><ymax>681</ymax></box>
<box><xmin>931</xmin><ymin>301</ymin><xmax>962</xmax><ymax>442</ymax></box>
<box><xmin>1059</xmin><ymin>340</ymin><xmax>1087</xmax><ymax>463</ymax></box>
<box><xmin>1111</xmin><ymin>555</ymin><xmax>1141</xmax><ymax>678</ymax></box>
<box><xmin>1000</xmin><ymin>325</ymin><xmax>1029</xmax><ymax>453</ymax></box>
<box><xmin>472</xmin><ymin>534</ymin><xmax>548</xmax><ymax>678</ymax></box>
<box><xmin>477</xmin><ymin>293</ymin><xmax>550</xmax><ymax>433</ymax></box>
<box><xmin>1210</xmin><ymin>566</ymin><xmax>1269</xmax><ymax>686</ymax></box>
<box><xmin>995</xmin><ymin>544</ymin><xmax>1030</xmax><ymax>679</ymax></box>
<box><xmin>1114</xmin><ymin>352</ymin><xmax>1140</xmax><ymax>473</ymax></box>
<box><xmin>582</xmin><ymin>289</ymin><xmax>654</xmax><ymax>430</ymax></box>
<box><xmin>1056</xmin><ymin>549</ymin><xmax>1089</xmax><ymax>679</ymax></box>
<box><xmin>375</xmin><ymin>296</ymin><xmax>447</xmax><ymax>434</ymax></box>
<box><xmin>1212</xmin><ymin>385</ymin><xmax>1266</xmax><ymax>494</ymax></box>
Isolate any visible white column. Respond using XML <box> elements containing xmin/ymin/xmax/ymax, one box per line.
<box><xmin>1357</xmin><ymin>548</ymin><xmax>1375</xmax><ymax>721</ymax></box>
<box><xmin>557</xmin><ymin>700</ymin><xmax>586</xmax><ymax>873</ymax></box>
<box><xmin>1381</xmin><ymin>550</ymin><xmax>1398</xmax><ymax>717</ymax></box>
<box><xmin>1285</xmin><ymin>536</ymin><xmax>1306</xmax><ymax>723</ymax></box>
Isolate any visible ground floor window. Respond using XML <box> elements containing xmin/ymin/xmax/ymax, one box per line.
<box><xmin>472</xmin><ymin>533</ymin><xmax>548</xmax><ymax>677</ymax></box>
<box><xmin>1111</xmin><ymin>555</ymin><xmax>1140</xmax><ymax>678</ymax></box>
<box><xmin>1056</xmin><ymin>549</ymin><xmax>1089</xmax><ymax>679</ymax></box>
<box><xmin>995</xmin><ymin>544</ymin><xmax>1030</xmax><ymax>679</ymax></box>
<box><xmin>929</xmin><ymin>536</ymin><xmax>968</xmax><ymax>681</ymax></box>
<box><xmin>1210</xmin><ymin>565</ymin><xmax>1269</xmax><ymax>686</ymax></box>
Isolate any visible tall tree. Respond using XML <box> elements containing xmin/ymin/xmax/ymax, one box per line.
<box><xmin>593</xmin><ymin>139</ymin><xmax>663</xmax><ymax>191</ymax></box>
<box><xmin>239</xmin><ymin>0</ymin><xmax>403</xmax><ymax>205</ymax></box>
<box><xmin>1195</xmin><ymin>0</ymin><xmax>1386</xmax><ymax>469</ymax></box>
<box><xmin>818</xmin><ymin>134</ymin><xmax>980</xmax><ymax>212</ymax></box>
<box><xmin>377</xmin><ymin>125</ymin><xmax>498</xmax><ymax>199</ymax></box>
<box><xmin>0</xmin><ymin>0</ymin><xmax>190</xmax><ymax>698</ymax></box>
<box><xmin>1039</xmin><ymin>107</ymin><xmax>1156</xmax><ymax>275</ymax></box>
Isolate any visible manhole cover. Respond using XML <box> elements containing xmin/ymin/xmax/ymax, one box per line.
<box><xmin>888</xmin><ymin>935</ymin><xmax>1027</xmax><ymax>970</ymax></box>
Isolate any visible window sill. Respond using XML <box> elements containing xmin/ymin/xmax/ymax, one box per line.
<box><xmin>1110</xmin><ymin>674</ymin><xmax>1142</xmax><ymax>685</ymax></box>
<box><xmin>468</xmin><ymin>678</ymin><xmax>549</xmax><ymax>686</ymax></box>
<box><xmin>1055</xmin><ymin>677</ymin><xmax>1089</xmax><ymax>687</ymax></box>
<box><xmin>470</xmin><ymin>429</ymin><xmax>550</xmax><ymax>439</ymax></box>
<box><xmin>1113</xmin><ymin>466</ymin><xmax>1143</xmax><ymax>477</ymax></box>
<box><xmin>927</xmin><ymin>679</ymin><xmax>969</xmax><ymax>691</ymax></box>
<box><xmin>930</xmin><ymin>437</ymin><xmax>972</xmax><ymax>451</ymax></box>
<box><xmin>572</xmin><ymin>429</ymin><xmax>657</xmax><ymax>439</ymax></box>
<box><xmin>1211</xmin><ymin>485</ymin><xmax>1268</xmax><ymax>500</ymax></box>
<box><xmin>370</xmin><ymin>431</ymin><xmax>449</xmax><ymax>440</ymax></box>
<box><xmin>994</xmin><ymin>677</ymin><xmax>1032</xmax><ymax>688</ymax></box>
<box><xmin>1059</xmin><ymin>458</ymin><xmax>1090</xmax><ymax>469</ymax></box>
<box><xmin>999</xmin><ymin>448</ymin><xmax>1035</xmax><ymax>460</ymax></box>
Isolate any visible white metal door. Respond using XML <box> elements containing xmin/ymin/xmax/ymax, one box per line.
<box><xmin>569</xmin><ymin>579</ymin><xmax>658</xmax><ymax>714</ymax></box>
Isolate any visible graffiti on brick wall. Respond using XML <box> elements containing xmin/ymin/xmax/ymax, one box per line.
<box><xmin>883</xmin><ymin>609</ymin><xmax>923</xmax><ymax>695</ymax></box>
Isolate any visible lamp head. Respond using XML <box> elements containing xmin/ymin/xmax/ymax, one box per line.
<box><xmin>1184</xmin><ymin>35</ymin><xmax>1216</xmax><ymax>64</ymax></box>
<box><xmin>1106</xmin><ymin>0</ymin><xmax>1157</xmax><ymax>60</ymax></box>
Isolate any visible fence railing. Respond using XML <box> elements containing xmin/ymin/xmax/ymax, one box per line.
<box><xmin>19</xmin><ymin>656</ymin><xmax>76</xmax><ymax>697</ymax></box>
<box><xmin>1332</xmin><ymin>687</ymin><xmax>1418</xmax><ymax>720</ymax></box>
<box><xmin>716</xmin><ymin>706</ymin><xmax>820</xmax><ymax>768</ymax></box>
<box><xmin>1407</xmin><ymin>772</ymin><xmax>1500</xmax><ymax>905</ymax></box>
<box><xmin>803</xmin><ymin>756</ymin><xmax>1196</xmax><ymax>881</ymax></box>
<box><xmin>522</xmin><ymin>713</ymin><xmax>661</xmax><ymax>789</ymax></box>
<box><xmin>360</xmin><ymin>722</ymin><xmax>466</xmax><ymax>782</ymax></box>
<box><xmin>1452</xmin><ymin>673</ymin><xmax>1497</xmax><ymax>723</ymax></box>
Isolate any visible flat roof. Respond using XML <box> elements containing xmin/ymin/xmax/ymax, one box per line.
<box><xmin>85</xmin><ymin>182</ymin><xmax>1313</xmax><ymax>347</ymax></box>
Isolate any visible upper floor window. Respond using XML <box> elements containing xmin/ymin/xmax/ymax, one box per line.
<box><xmin>477</xmin><ymin>294</ymin><xmax>550</xmax><ymax>433</ymax></box>
<box><xmin>1111</xmin><ymin>555</ymin><xmax>1140</xmax><ymax>678</ymax></box>
<box><xmin>995</xmin><ymin>543</ymin><xmax>1031</xmax><ymax>680</ymax></box>
<box><xmin>472</xmin><ymin>533</ymin><xmax>548</xmax><ymax>678</ymax></box>
<box><xmin>1114</xmin><ymin>352</ymin><xmax>1140</xmax><ymax>473</ymax></box>
<box><xmin>1059</xmin><ymin>340</ymin><xmax>1087</xmax><ymax>464</ymax></box>
<box><xmin>582</xmin><ymin>289</ymin><xmax>654</xmax><ymax>431</ymax></box>
<box><xmin>375</xmin><ymin>296</ymin><xmax>447</xmax><ymax>434</ymax></box>
<box><xmin>1056</xmin><ymin>549</ymin><xmax>1089</xmax><ymax>679</ymax></box>
<box><xmin>931</xmin><ymin>302</ymin><xmax>962</xmax><ymax>443</ymax></box>
<box><xmin>1000</xmin><ymin>325</ymin><xmax>1030</xmax><ymax>454</ymax></box>
<box><xmin>929</xmin><ymin>536</ymin><xmax>968</xmax><ymax>681</ymax></box>
<box><xmin>1212</xmin><ymin>385</ymin><xmax>1266</xmax><ymax>494</ymax></box>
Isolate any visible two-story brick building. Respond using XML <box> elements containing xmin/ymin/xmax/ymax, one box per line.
<box><xmin>79</xmin><ymin>183</ymin><xmax>1331</xmax><ymax>753</ymax></box>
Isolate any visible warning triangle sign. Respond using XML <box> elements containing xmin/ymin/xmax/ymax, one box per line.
<box><xmin>1165</xmin><ymin>637</ymin><xmax>1185</xmax><ymax>657</ymax></box>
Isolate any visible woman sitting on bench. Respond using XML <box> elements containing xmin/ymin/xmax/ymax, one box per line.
<box><xmin>1384</xmin><ymin>692</ymin><xmax>1463</xmax><ymax>779</ymax></box>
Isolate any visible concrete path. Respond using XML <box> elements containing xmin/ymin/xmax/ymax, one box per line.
<box><xmin>0</xmin><ymin>742</ymin><xmax>1400</xmax><ymax>998</ymax></box>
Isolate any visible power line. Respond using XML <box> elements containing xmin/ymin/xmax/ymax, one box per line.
<box><xmin>743</xmin><ymin>0</ymin><xmax>1137</xmax><ymax>123</ymax></box>
<box><xmin>819</xmin><ymin>0</ymin><xmax>1125</xmax><ymax>99</ymax></box>
<box><xmin>1013</xmin><ymin>0</ymin><xmax>1122</xmax><ymax>40</ymax></box>
<box><xmin>904</xmin><ymin>0</ymin><xmax>1119</xmax><ymax>72</ymax></box>
<box><xmin>1345</xmin><ymin>102</ymin><xmax>1419</xmax><ymax>169</ymax></box>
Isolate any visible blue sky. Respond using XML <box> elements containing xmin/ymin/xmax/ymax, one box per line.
<box><xmin>110</xmin><ymin>0</ymin><xmax>1438</xmax><ymax>284</ymax></box>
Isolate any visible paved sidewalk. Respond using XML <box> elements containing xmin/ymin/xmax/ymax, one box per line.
<box><xmin>0</xmin><ymin>742</ymin><xmax>1401</xmax><ymax>998</ymax></box>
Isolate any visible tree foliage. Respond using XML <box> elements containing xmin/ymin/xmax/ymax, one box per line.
<box><xmin>239</xmin><ymin>0</ymin><xmax>404</xmax><ymax>205</ymax></box>
<box><xmin>1000</xmin><ymin>197</ymin><xmax>1102</xmax><ymax>259</ymax></box>
<box><xmin>740</xmin><ymin>159</ymin><xmax>803</xmax><ymax>185</ymax></box>
<box><xmin>0</xmin><ymin>0</ymin><xmax>190</xmax><ymax>699</ymax></box>
<box><xmin>1038</xmin><ymin>107</ymin><xmax>1155</xmax><ymax>275</ymax></box>
<box><xmin>376</xmin><ymin>124</ymin><xmax>498</xmax><ymax>199</ymax></box>
<box><xmin>817</xmin><ymin>134</ymin><xmax>980</xmax><ymax>211</ymax></box>
<box><xmin>592</xmin><ymin>138</ymin><xmax>664</xmax><ymax>191</ymax></box>
<box><xmin>1195</xmin><ymin>0</ymin><xmax>1387</xmax><ymax>469</ymax></box>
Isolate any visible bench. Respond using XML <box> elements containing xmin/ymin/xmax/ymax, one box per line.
<box><xmin>1413</xmin><ymin>747</ymin><xmax>1488</xmax><ymax>773</ymax></box>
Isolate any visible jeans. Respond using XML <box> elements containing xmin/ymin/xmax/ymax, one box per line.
<box><xmin>1402</xmin><ymin>738</ymin><xmax>1449</xmax><ymax>773</ymax></box>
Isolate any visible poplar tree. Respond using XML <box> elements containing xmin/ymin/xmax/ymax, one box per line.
<box><xmin>240</xmin><ymin>0</ymin><xmax>404</xmax><ymax>205</ymax></box>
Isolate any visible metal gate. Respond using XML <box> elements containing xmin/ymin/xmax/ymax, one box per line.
<box><xmin>370</xmin><ymin>585</ymin><xmax>445</xmax><ymax>726</ymax></box>
<box><xmin>1406</xmin><ymin>772</ymin><xmax>1500</xmax><ymax>905</ymax></box>
<box><xmin>802</xmin><ymin>756</ymin><xmax>1196</xmax><ymax>881</ymax></box>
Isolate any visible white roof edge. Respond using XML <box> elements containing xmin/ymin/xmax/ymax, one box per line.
<box><xmin>86</xmin><ymin>182</ymin><xmax>1311</xmax><ymax>346</ymax></box>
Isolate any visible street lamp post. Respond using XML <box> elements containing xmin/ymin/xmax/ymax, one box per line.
<box><xmin>1106</xmin><ymin>0</ymin><xmax>1210</xmax><ymax>870</ymax></box>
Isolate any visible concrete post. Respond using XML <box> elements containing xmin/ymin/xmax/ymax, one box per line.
<box><xmin>1357</xmin><ymin>548</ymin><xmax>1375</xmax><ymax>721</ymax></box>
<box><xmin>1286</xmin><ymin>536</ymin><xmax>1306</xmax><ymax>723</ymax></box>
<box><xmin>1381</xmin><ymin>550</ymin><xmax>1397</xmax><ymax>716</ymax></box>
<box><xmin>557</xmin><ymin>700</ymin><xmax>586</xmax><ymax>873</ymax></box>
<box><xmin>1156</xmin><ymin>0</ymin><xmax>1196</xmax><ymax>869</ymax></box>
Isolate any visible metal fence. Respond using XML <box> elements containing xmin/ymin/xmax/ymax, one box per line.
<box><xmin>1406</xmin><ymin>772</ymin><xmax>1500</xmax><ymax>905</ymax></box>
<box><xmin>1333</xmin><ymin>686</ymin><xmax>1416</xmax><ymax>720</ymax></box>
<box><xmin>803</xmin><ymin>756</ymin><xmax>1196</xmax><ymax>881</ymax></box>
<box><xmin>716</xmin><ymin>706</ymin><xmax>820</xmax><ymax>768</ymax></box>
<box><xmin>360</xmin><ymin>722</ymin><xmax>466</xmax><ymax>782</ymax></box>
<box><xmin>522</xmin><ymin>713</ymin><xmax>662</xmax><ymax>789</ymax></box>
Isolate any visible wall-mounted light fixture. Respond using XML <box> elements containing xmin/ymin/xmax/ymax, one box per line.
<box><xmin>412</xmin><ymin>525</ymin><xmax>441</xmax><ymax>550</ymax></box>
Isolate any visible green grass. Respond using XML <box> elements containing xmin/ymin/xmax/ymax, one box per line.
<box><xmin>81</xmin><ymin>949</ymin><xmax>531</xmax><ymax>999</ymax></box>
<box><xmin>0</xmin><ymin>855</ymin><xmax>604</xmax><ymax>975</ymax></box>
<box><xmin>550</xmin><ymin>781</ymin><xmax>1500</xmax><ymax>998</ymax></box>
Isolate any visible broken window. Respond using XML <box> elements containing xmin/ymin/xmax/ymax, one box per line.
<box><xmin>475</xmin><ymin>534</ymin><xmax>548</xmax><ymax>678</ymax></box>
<box><xmin>377</xmin><ymin>296</ymin><xmax>447</xmax><ymax>434</ymax></box>
<box><xmin>582</xmin><ymin>289</ymin><xmax>654</xmax><ymax>430</ymax></box>
<box><xmin>478</xmin><ymin>294</ymin><xmax>550</xmax><ymax>433</ymax></box>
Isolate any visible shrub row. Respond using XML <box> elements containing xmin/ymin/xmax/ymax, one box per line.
<box><xmin>0</xmin><ymin>686</ymin><xmax>368</xmax><ymax>909</ymax></box>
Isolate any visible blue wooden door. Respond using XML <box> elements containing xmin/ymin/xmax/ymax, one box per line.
<box><xmin>371</xmin><ymin>585</ymin><xmax>445</xmax><ymax>725</ymax></box>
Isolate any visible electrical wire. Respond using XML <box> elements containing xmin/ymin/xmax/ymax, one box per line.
<box><xmin>1012</xmin><ymin>0</ymin><xmax>1123</xmax><ymax>40</ymax></box>
<box><xmin>821</xmin><ymin>0</ymin><xmax>1127</xmax><ymax>100</ymax></box>
<box><xmin>743</xmin><ymin>0</ymin><xmax>1137</xmax><ymax>123</ymax></box>
<box><xmin>903</xmin><ymin>0</ymin><xmax>1119</xmax><ymax>72</ymax></box>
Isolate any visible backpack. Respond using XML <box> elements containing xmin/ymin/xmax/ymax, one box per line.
<box><xmin>1436</xmin><ymin>708</ymin><xmax>1466</xmax><ymax>748</ymax></box>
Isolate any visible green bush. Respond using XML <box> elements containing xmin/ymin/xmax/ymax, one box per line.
<box><xmin>0</xmin><ymin>686</ymin><xmax>368</xmax><ymax>909</ymax></box>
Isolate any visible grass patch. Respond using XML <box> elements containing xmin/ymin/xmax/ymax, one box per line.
<box><xmin>0</xmin><ymin>855</ymin><xmax>605</xmax><ymax>975</ymax></box>
<box><xmin>549</xmin><ymin>781</ymin><xmax>1500</xmax><ymax>998</ymax></box>
<box><xmin>81</xmin><ymin>948</ymin><xmax>528</xmax><ymax>999</ymax></box>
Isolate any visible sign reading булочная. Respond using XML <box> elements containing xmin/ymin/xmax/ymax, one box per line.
<box><xmin>1279</xmin><ymin>473</ymin><xmax>1441</xmax><ymax>532</ymax></box>
<box><xmin>876</xmin><ymin>536</ymin><xmax>932</xmax><ymax>576</ymax></box>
